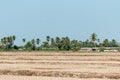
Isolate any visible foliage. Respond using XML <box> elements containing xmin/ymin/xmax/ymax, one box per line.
<box><xmin>0</xmin><ymin>33</ymin><xmax>119</xmax><ymax>52</ymax></box>
<box><xmin>99</xmin><ymin>47</ymin><xmax>105</xmax><ymax>52</ymax></box>
<box><xmin>117</xmin><ymin>47</ymin><xmax>120</xmax><ymax>52</ymax></box>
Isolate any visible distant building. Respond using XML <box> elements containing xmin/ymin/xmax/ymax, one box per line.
<box><xmin>80</xmin><ymin>47</ymin><xmax>98</xmax><ymax>51</ymax></box>
<box><xmin>80</xmin><ymin>47</ymin><xmax>118</xmax><ymax>52</ymax></box>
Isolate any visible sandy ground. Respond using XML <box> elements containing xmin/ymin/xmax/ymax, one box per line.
<box><xmin>0</xmin><ymin>75</ymin><xmax>118</xmax><ymax>80</ymax></box>
<box><xmin>0</xmin><ymin>52</ymin><xmax>120</xmax><ymax>80</ymax></box>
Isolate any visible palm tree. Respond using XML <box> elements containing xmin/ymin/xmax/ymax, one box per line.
<box><xmin>7</xmin><ymin>37</ymin><xmax>10</xmax><ymax>44</ymax></box>
<box><xmin>103</xmin><ymin>39</ymin><xmax>109</xmax><ymax>47</ymax></box>
<box><xmin>22</xmin><ymin>38</ymin><xmax>26</xmax><ymax>43</ymax></box>
<box><xmin>46</xmin><ymin>36</ymin><xmax>50</xmax><ymax>43</ymax></box>
<box><xmin>42</xmin><ymin>42</ymin><xmax>49</xmax><ymax>49</ymax></box>
<box><xmin>46</xmin><ymin>36</ymin><xmax>50</xmax><ymax>48</ymax></box>
<box><xmin>7</xmin><ymin>37</ymin><xmax>11</xmax><ymax>48</ymax></box>
<box><xmin>51</xmin><ymin>38</ymin><xmax>55</xmax><ymax>48</ymax></box>
<box><xmin>36</xmin><ymin>38</ymin><xmax>40</xmax><ymax>47</ymax></box>
<box><xmin>1</xmin><ymin>37</ymin><xmax>7</xmax><ymax>47</ymax></box>
<box><xmin>22</xmin><ymin>38</ymin><xmax>26</xmax><ymax>49</ymax></box>
<box><xmin>110</xmin><ymin>39</ymin><xmax>118</xmax><ymax>47</ymax></box>
<box><xmin>55</xmin><ymin>37</ymin><xmax>61</xmax><ymax>49</ymax></box>
<box><xmin>31</xmin><ymin>39</ymin><xmax>36</xmax><ymax>50</ymax></box>
<box><xmin>13</xmin><ymin>35</ymin><xmax>16</xmax><ymax>41</ymax></box>
<box><xmin>90</xmin><ymin>33</ymin><xmax>97</xmax><ymax>47</ymax></box>
<box><xmin>71</xmin><ymin>40</ymin><xmax>80</xmax><ymax>51</ymax></box>
<box><xmin>1</xmin><ymin>38</ymin><xmax>4</xmax><ymax>46</ymax></box>
<box><xmin>31</xmin><ymin>39</ymin><xmax>35</xmax><ymax>45</ymax></box>
<box><xmin>12</xmin><ymin>35</ymin><xmax>16</xmax><ymax>46</ymax></box>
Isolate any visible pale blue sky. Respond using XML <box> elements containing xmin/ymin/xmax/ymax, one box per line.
<box><xmin>0</xmin><ymin>0</ymin><xmax>120</xmax><ymax>45</ymax></box>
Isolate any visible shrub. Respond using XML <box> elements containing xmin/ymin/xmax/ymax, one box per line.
<box><xmin>117</xmin><ymin>47</ymin><xmax>120</xmax><ymax>52</ymax></box>
<box><xmin>99</xmin><ymin>47</ymin><xmax>104</xmax><ymax>52</ymax></box>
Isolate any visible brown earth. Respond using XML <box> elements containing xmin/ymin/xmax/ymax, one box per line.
<box><xmin>0</xmin><ymin>52</ymin><xmax>120</xmax><ymax>80</ymax></box>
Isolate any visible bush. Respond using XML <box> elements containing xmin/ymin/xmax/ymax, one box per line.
<box><xmin>72</xmin><ymin>47</ymin><xmax>80</xmax><ymax>52</ymax></box>
<box><xmin>117</xmin><ymin>47</ymin><xmax>120</xmax><ymax>52</ymax></box>
<box><xmin>99</xmin><ymin>47</ymin><xmax>104</xmax><ymax>52</ymax></box>
<box><xmin>13</xmin><ymin>45</ymin><xmax>19</xmax><ymax>50</ymax></box>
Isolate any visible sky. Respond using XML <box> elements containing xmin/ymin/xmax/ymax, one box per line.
<box><xmin>0</xmin><ymin>0</ymin><xmax>120</xmax><ymax>45</ymax></box>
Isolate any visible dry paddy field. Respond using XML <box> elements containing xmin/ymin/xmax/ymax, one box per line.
<box><xmin>0</xmin><ymin>52</ymin><xmax>120</xmax><ymax>80</ymax></box>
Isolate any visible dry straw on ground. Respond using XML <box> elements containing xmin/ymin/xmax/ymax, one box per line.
<box><xmin>0</xmin><ymin>52</ymin><xmax>120</xmax><ymax>80</ymax></box>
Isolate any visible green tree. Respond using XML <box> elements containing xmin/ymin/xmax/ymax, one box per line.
<box><xmin>6</xmin><ymin>36</ymin><xmax>13</xmax><ymax>49</ymax></box>
<box><xmin>46</xmin><ymin>36</ymin><xmax>50</xmax><ymax>48</ymax></box>
<box><xmin>42</xmin><ymin>42</ymin><xmax>49</xmax><ymax>49</ymax></box>
<box><xmin>60</xmin><ymin>37</ymin><xmax>71</xmax><ymax>51</ymax></box>
<box><xmin>0</xmin><ymin>36</ymin><xmax>16</xmax><ymax>49</ymax></box>
<box><xmin>22</xmin><ymin>38</ymin><xmax>26</xmax><ymax>49</ymax></box>
<box><xmin>109</xmin><ymin>39</ymin><xmax>118</xmax><ymax>47</ymax></box>
<box><xmin>13</xmin><ymin>35</ymin><xmax>16</xmax><ymax>41</ymax></box>
<box><xmin>36</xmin><ymin>38</ymin><xmax>40</xmax><ymax>50</ymax></box>
<box><xmin>50</xmin><ymin>38</ymin><xmax>56</xmax><ymax>49</ymax></box>
<box><xmin>1</xmin><ymin>37</ymin><xmax>7</xmax><ymax>48</ymax></box>
<box><xmin>31</xmin><ymin>39</ymin><xmax>35</xmax><ymax>45</ymax></box>
<box><xmin>24</xmin><ymin>41</ymin><xmax>33</xmax><ymax>50</ymax></box>
<box><xmin>90</xmin><ymin>33</ymin><xmax>97</xmax><ymax>47</ymax></box>
<box><xmin>36</xmin><ymin>38</ymin><xmax>40</xmax><ymax>46</ymax></box>
<box><xmin>22</xmin><ymin>38</ymin><xmax>26</xmax><ymax>43</ymax></box>
<box><xmin>55</xmin><ymin>37</ymin><xmax>61</xmax><ymax>49</ymax></box>
<box><xmin>31</xmin><ymin>39</ymin><xmax>36</xmax><ymax>50</ymax></box>
<box><xmin>71</xmin><ymin>40</ymin><xmax>81</xmax><ymax>51</ymax></box>
<box><xmin>103</xmin><ymin>39</ymin><xmax>109</xmax><ymax>47</ymax></box>
<box><xmin>46</xmin><ymin>36</ymin><xmax>50</xmax><ymax>42</ymax></box>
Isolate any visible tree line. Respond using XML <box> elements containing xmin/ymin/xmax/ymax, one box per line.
<box><xmin>0</xmin><ymin>33</ymin><xmax>119</xmax><ymax>51</ymax></box>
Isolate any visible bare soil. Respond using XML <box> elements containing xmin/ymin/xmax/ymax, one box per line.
<box><xmin>0</xmin><ymin>52</ymin><xmax>120</xmax><ymax>80</ymax></box>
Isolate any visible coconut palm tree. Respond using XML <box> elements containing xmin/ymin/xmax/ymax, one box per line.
<box><xmin>22</xmin><ymin>38</ymin><xmax>26</xmax><ymax>43</ymax></box>
<box><xmin>46</xmin><ymin>36</ymin><xmax>50</xmax><ymax>43</ymax></box>
<box><xmin>31</xmin><ymin>39</ymin><xmax>35</xmax><ymax>45</ymax></box>
<box><xmin>55</xmin><ymin>37</ymin><xmax>61</xmax><ymax>49</ymax></box>
<box><xmin>1</xmin><ymin>37</ymin><xmax>7</xmax><ymax>48</ymax></box>
<box><xmin>36</xmin><ymin>38</ymin><xmax>40</xmax><ymax>48</ymax></box>
<box><xmin>103</xmin><ymin>39</ymin><xmax>109</xmax><ymax>47</ymax></box>
<box><xmin>13</xmin><ymin>35</ymin><xmax>16</xmax><ymax>41</ymax></box>
<box><xmin>31</xmin><ymin>39</ymin><xmax>36</xmax><ymax>50</ymax></box>
<box><xmin>46</xmin><ymin>36</ymin><xmax>50</xmax><ymax>48</ymax></box>
<box><xmin>22</xmin><ymin>38</ymin><xmax>26</xmax><ymax>49</ymax></box>
<box><xmin>71</xmin><ymin>40</ymin><xmax>80</xmax><ymax>51</ymax></box>
<box><xmin>90</xmin><ymin>33</ymin><xmax>97</xmax><ymax>47</ymax></box>
<box><xmin>51</xmin><ymin>38</ymin><xmax>55</xmax><ymax>48</ymax></box>
<box><xmin>110</xmin><ymin>39</ymin><xmax>118</xmax><ymax>47</ymax></box>
<box><xmin>12</xmin><ymin>35</ymin><xmax>16</xmax><ymax>46</ymax></box>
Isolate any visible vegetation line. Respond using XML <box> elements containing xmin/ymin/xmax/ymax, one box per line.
<box><xmin>0</xmin><ymin>33</ymin><xmax>120</xmax><ymax>52</ymax></box>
